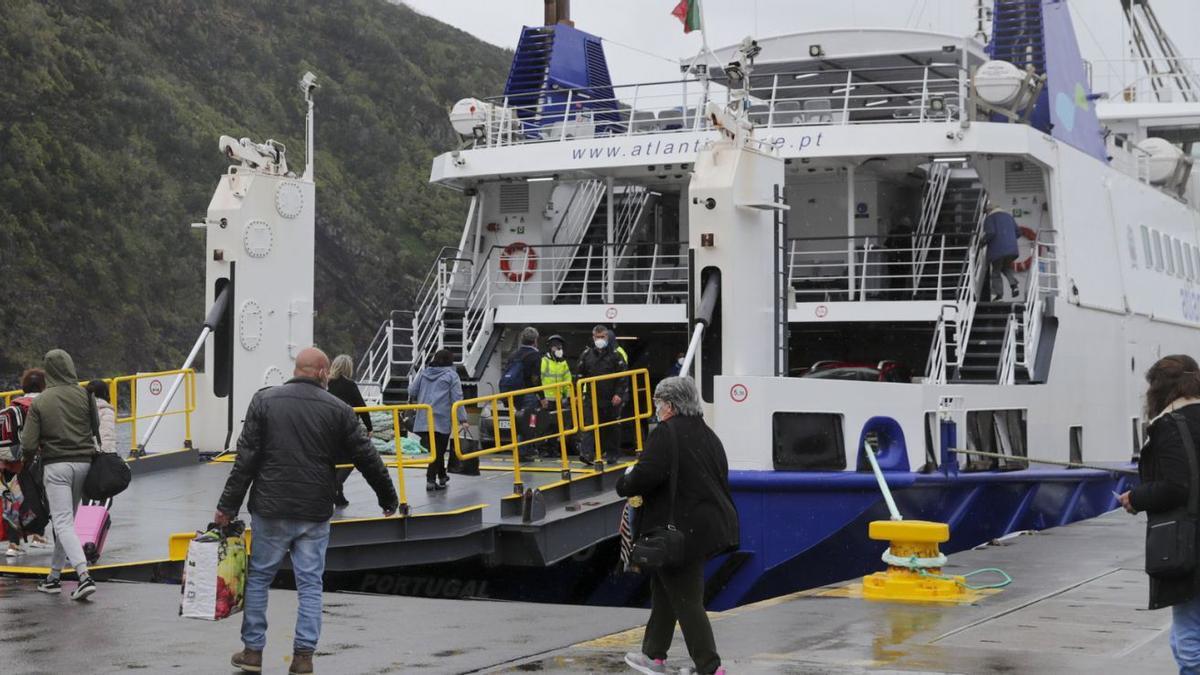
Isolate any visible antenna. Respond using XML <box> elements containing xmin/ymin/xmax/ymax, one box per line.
<box><xmin>300</xmin><ymin>71</ymin><xmax>318</xmax><ymax>181</ymax></box>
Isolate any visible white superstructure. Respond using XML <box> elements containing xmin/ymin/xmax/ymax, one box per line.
<box><xmin>358</xmin><ymin>11</ymin><xmax>1200</xmax><ymax>475</ymax></box>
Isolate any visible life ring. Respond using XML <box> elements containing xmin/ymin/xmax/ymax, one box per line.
<box><xmin>499</xmin><ymin>242</ymin><xmax>538</xmax><ymax>282</ymax></box>
<box><xmin>1011</xmin><ymin>226</ymin><xmax>1046</xmax><ymax>272</ymax></box>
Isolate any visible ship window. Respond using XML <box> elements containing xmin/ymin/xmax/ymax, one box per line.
<box><xmin>1187</xmin><ymin>244</ymin><xmax>1196</xmax><ymax>280</ymax></box>
<box><xmin>772</xmin><ymin>412</ymin><xmax>847</xmax><ymax>471</ymax></box>
<box><xmin>1194</xmin><ymin>247</ymin><xmax>1200</xmax><ymax>281</ymax></box>
<box><xmin>1153</xmin><ymin>230</ymin><xmax>1165</xmax><ymax>272</ymax></box>
<box><xmin>1140</xmin><ymin>225</ymin><xmax>1152</xmax><ymax>267</ymax></box>
<box><xmin>1175</xmin><ymin>239</ymin><xmax>1186</xmax><ymax>278</ymax></box>
<box><xmin>1165</xmin><ymin>237</ymin><xmax>1176</xmax><ymax>276</ymax></box>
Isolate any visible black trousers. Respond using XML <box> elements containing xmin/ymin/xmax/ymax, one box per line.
<box><xmin>423</xmin><ymin>431</ymin><xmax>451</xmax><ymax>482</ymax></box>
<box><xmin>642</xmin><ymin>560</ymin><xmax>720</xmax><ymax>674</ymax></box>
<box><xmin>579</xmin><ymin>397</ymin><xmax>623</xmax><ymax>463</ymax></box>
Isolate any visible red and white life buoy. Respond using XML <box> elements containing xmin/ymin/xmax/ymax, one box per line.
<box><xmin>1011</xmin><ymin>225</ymin><xmax>1047</xmax><ymax>272</ymax></box>
<box><xmin>499</xmin><ymin>242</ymin><xmax>538</xmax><ymax>282</ymax></box>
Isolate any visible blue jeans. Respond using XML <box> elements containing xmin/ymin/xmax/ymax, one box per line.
<box><xmin>1173</xmin><ymin>593</ymin><xmax>1200</xmax><ymax>674</ymax></box>
<box><xmin>241</xmin><ymin>516</ymin><xmax>331</xmax><ymax>653</ymax></box>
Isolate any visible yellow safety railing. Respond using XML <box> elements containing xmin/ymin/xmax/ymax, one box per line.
<box><xmin>451</xmin><ymin>379</ymin><xmax>580</xmax><ymax>494</ymax></box>
<box><xmin>350</xmin><ymin>404</ymin><xmax>436</xmax><ymax>516</ymax></box>
<box><xmin>577</xmin><ymin>368</ymin><xmax>653</xmax><ymax>470</ymax></box>
<box><xmin>109</xmin><ymin>369</ymin><xmax>197</xmax><ymax>455</ymax></box>
<box><xmin>2</xmin><ymin>369</ymin><xmax>199</xmax><ymax>456</ymax></box>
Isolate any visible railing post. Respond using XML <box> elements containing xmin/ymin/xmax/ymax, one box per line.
<box><xmin>767</xmin><ymin>73</ymin><xmax>779</xmax><ymax>130</ymax></box>
<box><xmin>841</xmin><ymin>69</ymin><xmax>853</xmax><ymax>125</ymax></box>
<box><xmin>919</xmin><ymin>67</ymin><xmax>930</xmax><ymax>123</ymax></box>
<box><xmin>606</xmin><ymin>177</ymin><xmax>616</xmax><ymax>304</ymax></box>
<box><xmin>559</xmin><ymin>88</ymin><xmax>573</xmax><ymax>142</ymax></box>
<box><xmin>627</xmin><ymin>84</ymin><xmax>639</xmax><ymax>137</ymax></box>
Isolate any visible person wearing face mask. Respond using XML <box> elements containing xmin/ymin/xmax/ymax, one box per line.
<box><xmin>539</xmin><ymin>336</ymin><xmax>574</xmax><ymax>458</ymax></box>
<box><xmin>576</xmin><ymin>324</ymin><xmax>630</xmax><ymax>465</ymax></box>
<box><xmin>216</xmin><ymin>347</ymin><xmax>399</xmax><ymax>674</ymax></box>
<box><xmin>617</xmin><ymin>376</ymin><xmax>737</xmax><ymax>675</ymax></box>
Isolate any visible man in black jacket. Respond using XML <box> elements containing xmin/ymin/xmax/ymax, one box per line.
<box><xmin>576</xmin><ymin>324</ymin><xmax>630</xmax><ymax>465</ymax></box>
<box><xmin>216</xmin><ymin>347</ymin><xmax>398</xmax><ymax>675</ymax></box>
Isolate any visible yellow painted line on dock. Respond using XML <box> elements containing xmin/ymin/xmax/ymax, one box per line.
<box><xmin>0</xmin><ymin>558</ymin><xmax>173</xmax><ymax>577</ymax></box>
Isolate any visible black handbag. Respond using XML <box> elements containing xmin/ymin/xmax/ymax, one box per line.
<box><xmin>1145</xmin><ymin>412</ymin><xmax>1200</xmax><ymax>578</ymax></box>
<box><xmin>83</xmin><ymin>393</ymin><xmax>131</xmax><ymax>501</ymax></box>
<box><xmin>629</xmin><ymin>423</ymin><xmax>686</xmax><ymax>571</ymax></box>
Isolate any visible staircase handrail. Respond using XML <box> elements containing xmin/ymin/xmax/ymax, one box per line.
<box><xmin>911</xmin><ymin>162</ymin><xmax>951</xmax><ymax>294</ymax></box>
<box><xmin>356</xmin><ymin>317</ymin><xmax>394</xmax><ymax>391</ymax></box>
<box><xmin>997</xmin><ymin>310</ymin><xmax>1019</xmax><ymax>386</ymax></box>
<box><xmin>614</xmin><ymin>186</ymin><xmax>652</xmax><ymax>264</ymax></box>
<box><xmin>925</xmin><ymin>307</ymin><xmax>953</xmax><ymax>384</ymax></box>
<box><xmin>551</xmin><ymin>179</ymin><xmax>606</xmax><ymax>244</ymax></box>
<box><xmin>1020</xmin><ymin>229</ymin><xmax>1058</xmax><ymax>371</ymax></box>
<box><xmin>951</xmin><ymin>233</ymin><xmax>987</xmax><ymax>368</ymax></box>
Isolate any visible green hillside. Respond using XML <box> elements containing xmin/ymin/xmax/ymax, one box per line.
<box><xmin>0</xmin><ymin>0</ymin><xmax>510</xmax><ymax>383</ymax></box>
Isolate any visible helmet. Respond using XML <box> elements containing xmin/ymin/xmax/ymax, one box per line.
<box><xmin>546</xmin><ymin>334</ymin><xmax>565</xmax><ymax>345</ymax></box>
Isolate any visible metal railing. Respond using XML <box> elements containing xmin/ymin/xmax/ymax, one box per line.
<box><xmin>471</xmin><ymin>64</ymin><xmax>968</xmax><ymax>147</ymax></box>
<box><xmin>997</xmin><ymin>311</ymin><xmax>1020</xmax><ymax>386</ymax></box>
<box><xmin>1019</xmin><ymin>230</ymin><xmax>1058</xmax><ymax>371</ymax></box>
<box><xmin>350</xmin><ymin>403</ymin><xmax>436</xmax><ymax>516</ymax></box>
<box><xmin>550</xmin><ymin>179</ymin><xmax>606</xmax><ymax>246</ymax></box>
<box><xmin>787</xmin><ymin>233</ymin><xmax>975</xmax><ymax>302</ymax></box>
<box><xmin>448</xmin><ymin>368</ymin><xmax>652</xmax><ymax>493</ymax></box>
<box><xmin>3</xmin><ymin>369</ymin><xmax>197</xmax><ymax>455</ymax></box>
<box><xmin>912</xmin><ymin>162</ymin><xmax>951</xmax><ymax>284</ymax></box>
<box><xmin>925</xmin><ymin>307</ymin><xmax>954</xmax><ymax>384</ymax></box>
<box><xmin>450</xmin><ymin>380</ymin><xmax>578</xmax><ymax>493</ymax></box>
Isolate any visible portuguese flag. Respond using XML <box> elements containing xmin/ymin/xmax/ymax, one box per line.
<box><xmin>671</xmin><ymin>0</ymin><xmax>701</xmax><ymax>34</ymax></box>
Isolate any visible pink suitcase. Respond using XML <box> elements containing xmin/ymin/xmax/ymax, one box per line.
<box><xmin>75</xmin><ymin>499</ymin><xmax>112</xmax><ymax>564</ymax></box>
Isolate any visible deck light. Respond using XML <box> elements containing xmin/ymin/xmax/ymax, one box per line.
<box><xmin>794</xmin><ymin>73</ymin><xmax>819</xmax><ymax>81</ymax></box>
<box><xmin>525</xmin><ymin>175</ymin><xmax>556</xmax><ymax>182</ymax></box>
<box><xmin>809</xmin><ymin>44</ymin><xmax>824</xmax><ymax>58</ymax></box>
<box><xmin>928</xmin><ymin>95</ymin><xmax>946</xmax><ymax>112</ymax></box>
<box><xmin>865</xmin><ymin>98</ymin><xmax>890</xmax><ymax>107</ymax></box>
<box><xmin>932</xmin><ymin>156</ymin><xmax>968</xmax><ymax>163</ymax></box>
<box><xmin>831</xmin><ymin>86</ymin><xmax>857</xmax><ymax>94</ymax></box>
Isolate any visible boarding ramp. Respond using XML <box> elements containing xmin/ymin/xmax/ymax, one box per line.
<box><xmin>1</xmin><ymin>370</ymin><xmax>653</xmax><ymax>586</ymax></box>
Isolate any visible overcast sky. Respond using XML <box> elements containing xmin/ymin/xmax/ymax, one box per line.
<box><xmin>403</xmin><ymin>0</ymin><xmax>1200</xmax><ymax>86</ymax></box>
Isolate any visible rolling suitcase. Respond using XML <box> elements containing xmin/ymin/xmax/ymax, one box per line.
<box><xmin>75</xmin><ymin>498</ymin><xmax>112</xmax><ymax>564</ymax></box>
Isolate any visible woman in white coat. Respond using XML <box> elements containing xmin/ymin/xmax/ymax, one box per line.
<box><xmin>85</xmin><ymin>380</ymin><xmax>118</xmax><ymax>456</ymax></box>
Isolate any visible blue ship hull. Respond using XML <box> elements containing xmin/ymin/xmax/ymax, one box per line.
<box><xmin>319</xmin><ymin>468</ymin><xmax>1134</xmax><ymax>610</ymax></box>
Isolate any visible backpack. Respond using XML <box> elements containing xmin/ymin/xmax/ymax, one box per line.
<box><xmin>0</xmin><ymin>405</ymin><xmax>23</xmax><ymax>462</ymax></box>
<box><xmin>498</xmin><ymin>347</ymin><xmax>534</xmax><ymax>393</ymax></box>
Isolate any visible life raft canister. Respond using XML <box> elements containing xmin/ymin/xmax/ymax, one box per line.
<box><xmin>499</xmin><ymin>242</ymin><xmax>538</xmax><ymax>282</ymax></box>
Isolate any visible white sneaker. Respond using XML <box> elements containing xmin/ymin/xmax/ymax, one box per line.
<box><xmin>624</xmin><ymin>653</ymin><xmax>667</xmax><ymax>674</ymax></box>
<box><xmin>4</xmin><ymin>545</ymin><xmax>21</xmax><ymax>558</ymax></box>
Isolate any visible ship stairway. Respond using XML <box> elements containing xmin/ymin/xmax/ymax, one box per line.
<box><xmin>913</xmin><ymin>169</ymin><xmax>984</xmax><ymax>301</ymax></box>
<box><xmin>953</xmin><ymin>302</ymin><xmax>1029</xmax><ymax>384</ymax></box>
<box><xmin>554</xmin><ymin>185</ymin><xmax>654</xmax><ymax>304</ymax></box>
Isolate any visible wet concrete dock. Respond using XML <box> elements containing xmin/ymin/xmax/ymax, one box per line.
<box><xmin>0</xmin><ymin>510</ymin><xmax>1179</xmax><ymax>673</ymax></box>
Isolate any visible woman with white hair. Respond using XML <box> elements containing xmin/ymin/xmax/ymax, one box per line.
<box><xmin>617</xmin><ymin>376</ymin><xmax>738</xmax><ymax>675</ymax></box>
<box><xmin>327</xmin><ymin>354</ymin><xmax>372</xmax><ymax>508</ymax></box>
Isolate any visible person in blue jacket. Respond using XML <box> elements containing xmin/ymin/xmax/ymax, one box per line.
<box><xmin>982</xmin><ymin>204</ymin><xmax>1021</xmax><ymax>302</ymax></box>
<box><xmin>409</xmin><ymin>349</ymin><xmax>469</xmax><ymax>491</ymax></box>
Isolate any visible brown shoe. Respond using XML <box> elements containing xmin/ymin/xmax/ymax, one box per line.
<box><xmin>231</xmin><ymin>648</ymin><xmax>263</xmax><ymax>673</ymax></box>
<box><xmin>289</xmin><ymin>650</ymin><xmax>314</xmax><ymax>674</ymax></box>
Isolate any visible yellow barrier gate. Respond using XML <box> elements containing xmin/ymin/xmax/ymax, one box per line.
<box><xmin>2</xmin><ymin>369</ymin><xmax>198</xmax><ymax>456</ymax></box>
<box><xmin>450</xmin><ymin>368</ymin><xmax>653</xmax><ymax>494</ymax></box>
<box><xmin>350</xmin><ymin>403</ymin><xmax>435</xmax><ymax>516</ymax></box>
<box><xmin>576</xmin><ymin>368</ymin><xmax>653</xmax><ymax>472</ymax></box>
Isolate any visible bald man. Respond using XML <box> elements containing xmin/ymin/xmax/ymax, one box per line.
<box><xmin>216</xmin><ymin>347</ymin><xmax>398</xmax><ymax>674</ymax></box>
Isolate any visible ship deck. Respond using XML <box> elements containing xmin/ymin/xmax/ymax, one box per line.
<box><xmin>0</xmin><ymin>451</ymin><xmax>619</xmax><ymax>578</ymax></box>
<box><xmin>0</xmin><ymin>510</ymin><xmax>1177</xmax><ymax>673</ymax></box>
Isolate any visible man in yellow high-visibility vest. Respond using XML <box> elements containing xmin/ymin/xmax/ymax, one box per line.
<box><xmin>539</xmin><ymin>335</ymin><xmax>574</xmax><ymax>457</ymax></box>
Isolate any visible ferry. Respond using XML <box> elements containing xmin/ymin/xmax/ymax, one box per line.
<box><xmin>356</xmin><ymin>0</ymin><xmax>1200</xmax><ymax>607</ymax></box>
<box><xmin>7</xmin><ymin>0</ymin><xmax>1198</xmax><ymax>611</ymax></box>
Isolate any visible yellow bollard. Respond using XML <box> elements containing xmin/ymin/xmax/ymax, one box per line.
<box><xmin>861</xmin><ymin>520</ymin><xmax>966</xmax><ymax>602</ymax></box>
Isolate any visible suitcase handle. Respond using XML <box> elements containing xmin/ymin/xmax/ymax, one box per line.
<box><xmin>82</xmin><ymin>497</ymin><xmax>113</xmax><ymax>510</ymax></box>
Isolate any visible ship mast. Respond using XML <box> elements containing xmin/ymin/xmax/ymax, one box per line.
<box><xmin>1120</xmin><ymin>0</ymin><xmax>1200</xmax><ymax>102</ymax></box>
